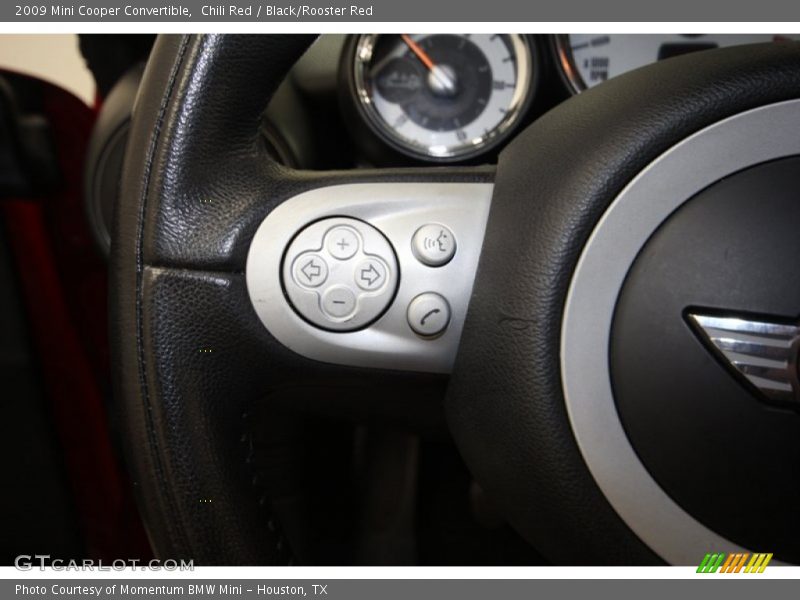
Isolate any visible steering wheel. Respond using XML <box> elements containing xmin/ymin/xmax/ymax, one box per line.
<box><xmin>112</xmin><ymin>35</ymin><xmax>800</xmax><ymax>565</ymax></box>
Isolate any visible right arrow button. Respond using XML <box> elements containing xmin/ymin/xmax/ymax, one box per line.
<box><xmin>355</xmin><ymin>258</ymin><xmax>387</xmax><ymax>291</ymax></box>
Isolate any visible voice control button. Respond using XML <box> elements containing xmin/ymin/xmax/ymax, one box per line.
<box><xmin>411</xmin><ymin>224</ymin><xmax>456</xmax><ymax>267</ymax></box>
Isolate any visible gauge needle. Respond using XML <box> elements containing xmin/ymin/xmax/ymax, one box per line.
<box><xmin>401</xmin><ymin>34</ymin><xmax>437</xmax><ymax>70</ymax></box>
<box><xmin>400</xmin><ymin>34</ymin><xmax>456</xmax><ymax>95</ymax></box>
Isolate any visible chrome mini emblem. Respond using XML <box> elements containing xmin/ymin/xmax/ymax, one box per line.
<box><xmin>688</xmin><ymin>312</ymin><xmax>800</xmax><ymax>409</ymax></box>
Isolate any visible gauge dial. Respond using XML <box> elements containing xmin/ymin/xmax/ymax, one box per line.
<box><xmin>352</xmin><ymin>34</ymin><xmax>535</xmax><ymax>161</ymax></box>
<box><xmin>556</xmin><ymin>34</ymin><xmax>800</xmax><ymax>93</ymax></box>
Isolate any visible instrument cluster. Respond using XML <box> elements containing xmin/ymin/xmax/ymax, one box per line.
<box><xmin>339</xmin><ymin>34</ymin><xmax>800</xmax><ymax>164</ymax></box>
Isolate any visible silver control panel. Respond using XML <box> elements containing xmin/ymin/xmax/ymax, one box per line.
<box><xmin>246</xmin><ymin>183</ymin><xmax>493</xmax><ymax>373</ymax></box>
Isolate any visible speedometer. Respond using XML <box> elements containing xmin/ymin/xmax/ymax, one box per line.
<box><xmin>351</xmin><ymin>34</ymin><xmax>536</xmax><ymax>161</ymax></box>
<box><xmin>555</xmin><ymin>34</ymin><xmax>800</xmax><ymax>93</ymax></box>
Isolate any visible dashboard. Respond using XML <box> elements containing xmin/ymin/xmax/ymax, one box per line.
<box><xmin>271</xmin><ymin>33</ymin><xmax>800</xmax><ymax>169</ymax></box>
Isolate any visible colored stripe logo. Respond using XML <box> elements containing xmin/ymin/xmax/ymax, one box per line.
<box><xmin>697</xmin><ymin>552</ymin><xmax>773</xmax><ymax>573</ymax></box>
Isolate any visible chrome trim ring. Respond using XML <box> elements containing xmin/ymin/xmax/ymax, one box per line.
<box><xmin>552</xmin><ymin>34</ymin><xmax>585</xmax><ymax>94</ymax></box>
<box><xmin>561</xmin><ymin>99</ymin><xmax>800</xmax><ymax>564</ymax></box>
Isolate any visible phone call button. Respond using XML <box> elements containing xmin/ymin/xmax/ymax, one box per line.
<box><xmin>407</xmin><ymin>292</ymin><xmax>450</xmax><ymax>337</ymax></box>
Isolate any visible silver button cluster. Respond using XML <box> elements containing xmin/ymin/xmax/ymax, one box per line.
<box><xmin>282</xmin><ymin>218</ymin><xmax>398</xmax><ymax>331</ymax></box>
<box><xmin>247</xmin><ymin>182</ymin><xmax>494</xmax><ymax>371</ymax></box>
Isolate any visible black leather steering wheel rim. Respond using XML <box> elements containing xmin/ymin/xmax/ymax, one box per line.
<box><xmin>112</xmin><ymin>34</ymin><xmax>800</xmax><ymax>565</ymax></box>
<box><xmin>112</xmin><ymin>34</ymin><xmax>315</xmax><ymax>564</ymax></box>
<box><xmin>446</xmin><ymin>41</ymin><xmax>800</xmax><ymax>564</ymax></box>
<box><xmin>111</xmin><ymin>34</ymin><xmax>491</xmax><ymax>564</ymax></box>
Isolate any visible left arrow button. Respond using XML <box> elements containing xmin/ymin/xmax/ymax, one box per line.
<box><xmin>292</xmin><ymin>254</ymin><xmax>328</xmax><ymax>288</ymax></box>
